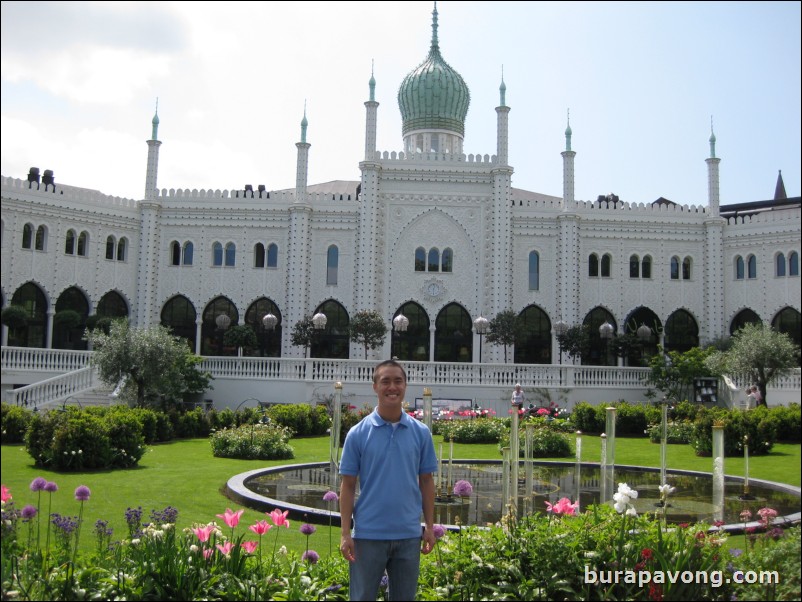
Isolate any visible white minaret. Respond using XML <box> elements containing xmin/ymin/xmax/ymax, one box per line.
<box><xmin>561</xmin><ymin>110</ymin><xmax>576</xmax><ymax>212</ymax></box>
<box><xmin>557</xmin><ymin>110</ymin><xmax>580</xmax><ymax>355</ymax></box>
<box><xmin>496</xmin><ymin>71</ymin><xmax>510</xmax><ymax>165</ymax></box>
<box><xmin>703</xmin><ymin>120</ymin><xmax>725</xmax><ymax>340</ymax></box>
<box><xmin>358</xmin><ymin>71</ymin><xmax>381</xmax><ymax>312</ymax></box>
<box><xmin>706</xmin><ymin>118</ymin><xmax>721</xmax><ymax>217</ymax></box>
<box><xmin>144</xmin><ymin>101</ymin><xmax>162</xmax><ymax>201</ymax></box>
<box><xmin>490</xmin><ymin>76</ymin><xmax>513</xmax><ymax>327</ymax></box>
<box><xmin>364</xmin><ymin>61</ymin><xmax>379</xmax><ymax>160</ymax></box>
<box><xmin>285</xmin><ymin>107</ymin><xmax>313</xmax><ymax>355</ymax></box>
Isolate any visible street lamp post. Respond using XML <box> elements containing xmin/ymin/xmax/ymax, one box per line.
<box><xmin>262</xmin><ymin>312</ymin><xmax>278</xmax><ymax>357</ymax></box>
<box><xmin>599</xmin><ymin>321</ymin><xmax>614</xmax><ymax>366</ymax></box>
<box><xmin>473</xmin><ymin>315</ymin><xmax>489</xmax><ymax>384</ymax></box>
<box><xmin>393</xmin><ymin>313</ymin><xmax>409</xmax><ymax>359</ymax></box>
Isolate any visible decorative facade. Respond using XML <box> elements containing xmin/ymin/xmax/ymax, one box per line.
<box><xmin>1</xmin><ymin>7</ymin><xmax>800</xmax><ymax>368</ymax></box>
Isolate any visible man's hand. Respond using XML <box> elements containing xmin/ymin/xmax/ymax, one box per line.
<box><xmin>420</xmin><ymin>525</ymin><xmax>436</xmax><ymax>555</ymax></box>
<box><xmin>340</xmin><ymin>532</ymin><xmax>356</xmax><ymax>562</ymax></box>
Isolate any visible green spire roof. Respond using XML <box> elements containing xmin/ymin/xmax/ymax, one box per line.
<box><xmin>397</xmin><ymin>4</ymin><xmax>470</xmax><ymax>136</ymax></box>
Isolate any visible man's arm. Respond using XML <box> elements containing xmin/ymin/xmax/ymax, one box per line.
<box><xmin>419</xmin><ymin>472</ymin><xmax>436</xmax><ymax>554</ymax></box>
<box><xmin>339</xmin><ymin>474</ymin><xmax>357</xmax><ymax>562</ymax></box>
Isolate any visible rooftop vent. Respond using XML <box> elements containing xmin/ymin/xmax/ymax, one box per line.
<box><xmin>42</xmin><ymin>169</ymin><xmax>55</xmax><ymax>187</ymax></box>
<box><xmin>27</xmin><ymin>167</ymin><xmax>40</xmax><ymax>186</ymax></box>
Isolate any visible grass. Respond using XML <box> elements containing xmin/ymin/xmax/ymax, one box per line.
<box><xmin>2</xmin><ymin>432</ymin><xmax>799</xmax><ymax>555</ymax></box>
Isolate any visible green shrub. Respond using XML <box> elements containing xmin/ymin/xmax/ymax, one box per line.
<box><xmin>611</xmin><ymin>401</ymin><xmax>649</xmax><ymax>436</ymax></box>
<box><xmin>691</xmin><ymin>406</ymin><xmax>777</xmax><ymax>456</ymax></box>
<box><xmin>770</xmin><ymin>403</ymin><xmax>801</xmax><ymax>443</ymax></box>
<box><xmin>210</xmin><ymin>423</ymin><xmax>294</xmax><ymax>460</ymax></box>
<box><xmin>172</xmin><ymin>406</ymin><xmax>211</xmax><ymax>438</ymax></box>
<box><xmin>105</xmin><ymin>412</ymin><xmax>146</xmax><ymax>468</ymax></box>
<box><xmin>734</xmin><ymin>526</ymin><xmax>801</xmax><ymax>602</ymax></box>
<box><xmin>438</xmin><ymin>418</ymin><xmax>508</xmax><ymax>444</ymax></box>
<box><xmin>1</xmin><ymin>402</ymin><xmax>34</xmax><ymax>443</ymax></box>
<box><xmin>499</xmin><ymin>425</ymin><xmax>573</xmax><ymax>457</ymax></box>
<box><xmin>647</xmin><ymin>420</ymin><xmax>695</xmax><ymax>444</ymax></box>
<box><xmin>265</xmin><ymin>404</ymin><xmax>330</xmax><ymax>437</ymax></box>
<box><xmin>567</xmin><ymin>402</ymin><xmax>604</xmax><ymax>433</ymax></box>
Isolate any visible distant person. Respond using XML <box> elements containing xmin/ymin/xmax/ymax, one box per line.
<box><xmin>339</xmin><ymin>359</ymin><xmax>437</xmax><ymax>601</ymax></box>
<box><xmin>745</xmin><ymin>386</ymin><xmax>757</xmax><ymax>410</ymax></box>
<box><xmin>752</xmin><ymin>385</ymin><xmax>765</xmax><ymax>408</ymax></box>
<box><xmin>511</xmin><ymin>383</ymin><xmax>525</xmax><ymax>408</ymax></box>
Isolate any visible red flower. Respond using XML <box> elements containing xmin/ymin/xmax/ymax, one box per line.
<box><xmin>641</xmin><ymin>548</ymin><xmax>653</xmax><ymax>560</ymax></box>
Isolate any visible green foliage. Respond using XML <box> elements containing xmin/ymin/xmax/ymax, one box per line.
<box><xmin>436</xmin><ymin>417</ymin><xmax>508</xmax><ymax>444</ymax></box>
<box><xmin>705</xmin><ymin>322</ymin><xmax>800</xmax><ymax>406</ymax></box>
<box><xmin>570</xmin><ymin>402</ymin><xmax>606</xmax><ymax>433</ymax></box>
<box><xmin>265</xmin><ymin>404</ymin><xmax>329</xmax><ymax>437</ymax></box>
<box><xmin>647</xmin><ymin>421</ymin><xmax>695</xmax><ymax>444</ymax></box>
<box><xmin>556</xmin><ymin>324</ymin><xmax>591</xmax><ymax>361</ymax></box>
<box><xmin>210</xmin><ymin>423</ymin><xmax>294</xmax><ymax>460</ymax></box>
<box><xmin>348</xmin><ymin>310</ymin><xmax>388</xmax><ymax>359</ymax></box>
<box><xmin>770</xmin><ymin>403</ymin><xmax>802</xmax><ymax>443</ymax></box>
<box><xmin>610</xmin><ymin>332</ymin><xmax>647</xmax><ymax>366</ymax></box>
<box><xmin>691</xmin><ymin>406</ymin><xmax>778</xmax><ymax>456</ymax></box>
<box><xmin>223</xmin><ymin>324</ymin><xmax>258</xmax><ymax>351</ymax></box>
<box><xmin>1</xmin><ymin>304</ymin><xmax>28</xmax><ymax>329</ymax></box>
<box><xmin>53</xmin><ymin>309</ymin><xmax>82</xmax><ymax>328</ymax></box>
<box><xmin>499</xmin><ymin>425</ymin><xmax>573</xmax><ymax>457</ymax></box>
<box><xmin>0</xmin><ymin>403</ymin><xmax>34</xmax><ymax>443</ymax></box>
<box><xmin>485</xmin><ymin>309</ymin><xmax>521</xmax><ymax>363</ymax></box>
<box><xmin>289</xmin><ymin>315</ymin><xmax>316</xmax><ymax>356</ymax></box>
<box><xmin>646</xmin><ymin>345</ymin><xmax>715</xmax><ymax>403</ymax></box>
<box><xmin>735</xmin><ymin>526</ymin><xmax>801</xmax><ymax>601</ymax></box>
<box><xmin>85</xmin><ymin>314</ymin><xmax>114</xmax><ymax>334</ymax></box>
<box><xmin>87</xmin><ymin>320</ymin><xmax>212</xmax><ymax>409</ymax></box>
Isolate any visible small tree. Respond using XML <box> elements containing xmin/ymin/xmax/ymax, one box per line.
<box><xmin>290</xmin><ymin>315</ymin><xmax>316</xmax><ymax>357</ymax></box>
<box><xmin>349</xmin><ymin>310</ymin><xmax>388</xmax><ymax>359</ymax></box>
<box><xmin>87</xmin><ymin>320</ymin><xmax>212</xmax><ymax>409</ymax></box>
<box><xmin>704</xmin><ymin>322</ymin><xmax>800</xmax><ymax>406</ymax></box>
<box><xmin>646</xmin><ymin>346</ymin><xmax>715</xmax><ymax>403</ymax></box>
<box><xmin>223</xmin><ymin>324</ymin><xmax>258</xmax><ymax>355</ymax></box>
<box><xmin>485</xmin><ymin>310</ymin><xmax>521</xmax><ymax>363</ymax></box>
<box><xmin>1</xmin><ymin>305</ymin><xmax>28</xmax><ymax>329</ymax></box>
<box><xmin>556</xmin><ymin>325</ymin><xmax>590</xmax><ymax>363</ymax></box>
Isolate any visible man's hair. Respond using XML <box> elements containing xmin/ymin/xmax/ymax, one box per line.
<box><xmin>372</xmin><ymin>359</ymin><xmax>407</xmax><ymax>384</ymax></box>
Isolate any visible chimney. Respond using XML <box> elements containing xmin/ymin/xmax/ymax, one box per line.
<box><xmin>42</xmin><ymin>169</ymin><xmax>55</xmax><ymax>188</ymax></box>
<box><xmin>27</xmin><ymin>167</ymin><xmax>40</xmax><ymax>187</ymax></box>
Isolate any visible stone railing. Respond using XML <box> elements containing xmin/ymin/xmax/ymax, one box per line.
<box><xmin>1</xmin><ymin>346</ymin><xmax>92</xmax><ymax>372</ymax></box>
<box><xmin>8</xmin><ymin>366</ymin><xmax>96</xmax><ymax>410</ymax></box>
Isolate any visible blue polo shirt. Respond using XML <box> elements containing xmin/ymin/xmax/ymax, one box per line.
<box><xmin>340</xmin><ymin>408</ymin><xmax>438</xmax><ymax>540</ymax></box>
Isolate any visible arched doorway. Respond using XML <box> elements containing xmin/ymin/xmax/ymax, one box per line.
<box><xmin>582</xmin><ymin>307</ymin><xmax>617</xmax><ymax>366</ymax></box>
<box><xmin>9</xmin><ymin>282</ymin><xmax>48</xmax><ymax>348</ymax></box>
<box><xmin>311</xmin><ymin>300</ymin><xmax>350</xmax><ymax>359</ymax></box>
<box><xmin>161</xmin><ymin>295</ymin><xmax>197</xmax><ymax>350</ymax></box>
<box><xmin>391</xmin><ymin>302</ymin><xmax>430</xmax><ymax>361</ymax></box>
<box><xmin>434</xmin><ymin>303</ymin><xmax>472</xmax><ymax>362</ymax></box>
<box><xmin>515</xmin><ymin>305</ymin><xmax>552</xmax><ymax>364</ymax></box>
<box><xmin>772</xmin><ymin>307</ymin><xmax>801</xmax><ymax>365</ymax></box>
<box><xmin>664</xmin><ymin>309</ymin><xmax>699</xmax><ymax>353</ymax></box>
<box><xmin>624</xmin><ymin>307</ymin><xmax>662</xmax><ymax>366</ymax></box>
<box><xmin>245</xmin><ymin>298</ymin><xmax>282</xmax><ymax>357</ymax></box>
<box><xmin>53</xmin><ymin>287</ymin><xmax>89</xmax><ymax>350</ymax></box>
<box><xmin>201</xmin><ymin>297</ymin><xmax>239</xmax><ymax>356</ymax></box>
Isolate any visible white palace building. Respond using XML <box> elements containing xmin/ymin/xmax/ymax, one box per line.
<box><xmin>1</xmin><ymin>7</ymin><xmax>800</xmax><ymax>411</ymax></box>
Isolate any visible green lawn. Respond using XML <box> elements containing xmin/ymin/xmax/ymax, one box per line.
<box><xmin>2</xmin><ymin>433</ymin><xmax>799</xmax><ymax>555</ymax></box>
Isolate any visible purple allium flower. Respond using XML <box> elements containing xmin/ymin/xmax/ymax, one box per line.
<box><xmin>432</xmin><ymin>524</ymin><xmax>446</xmax><ymax>539</ymax></box>
<box><xmin>323</xmin><ymin>491</ymin><xmax>339</xmax><ymax>502</ymax></box>
<box><xmin>44</xmin><ymin>481</ymin><xmax>58</xmax><ymax>493</ymax></box>
<box><xmin>301</xmin><ymin>549</ymin><xmax>320</xmax><ymax>564</ymax></box>
<box><xmin>453</xmin><ymin>479</ymin><xmax>473</xmax><ymax>497</ymax></box>
<box><xmin>379</xmin><ymin>573</ymin><xmax>389</xmax><ymax>589</ymax></box>
<box><xmin>21</xmin><ymin>504</ymin><xmax>37</xmax><ymax>520</ymax></box>
<box><xmin>300</xmin><ymin>523</ymin><xmax>316</xmax><ymax>536</ymax></box>
<box><xmin>74</xmin><ymin>485</ymin><xmax>91</xmax><ymax>501</ymax></box>
<box><xmin>729</xmin><ymin>548</ymin><xmax>743</xmax><ymax>558</ymax></box>
<box><xmin>30</xmin><ymin>477</ymin><xmax>47</xmax><ymax>492</ymax></box>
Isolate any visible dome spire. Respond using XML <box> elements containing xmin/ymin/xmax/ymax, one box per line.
<box><xmin>300</xmin><ymin>101</ymin><xmax>308</xmax><ymax>143</ymax></box>
<box><xmin>369</xmin><ymin>59</ymin><xmax>376</xmax><ymax>102</ymax></box>
<box><xmin>565</xmin><ymin>108</ymin><xmax>572</xmax><ymax>152</ymax></box>
<box><xmin>709</xmin><ymin>115</ymin><xmax>716</xmax><ymax>159</ymax></box>
<box><xmin>499</xmin><ymin>65</ymin><xmax>506</xmax><ymax>106</ymax></box>
<box><xmin>151</xmin><ymin>97</ymin><xmax>160</xmax><ymax>140</ymax></box>
<box><xmin>431</xmin><ymin>2</ymin><xmax>439</xmax><ymax>51</ymax></box>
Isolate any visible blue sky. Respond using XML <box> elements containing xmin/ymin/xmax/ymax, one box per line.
<box><xmin>1</xmin><ymin>1</ymin><xmax>800</xmax><ymax>205</ymax></box>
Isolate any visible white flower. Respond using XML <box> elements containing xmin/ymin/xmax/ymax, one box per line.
<box><xmin>131</xmin><ymin>538</ymin><xmax>140</xmax><ymax>545</ymax></box>
<box><xmin>279</xmin><ymin>545</ymin><xmax>287</xmax><ymax>555</ymax></box>
<box><xmin>300</xmin><ymin>576</ymin><xmax>312</xmax><ymax>587</ymax></box>
<box><xmin>658</xmin><ymin>484</ymin><xmax>676</xmax><ymax>497</ymax></box>
<box><xmin>190</xmin><ymin>544</ymin><xmax>199</xmax><ymax>553</ymax></box>
<box><xmin>626</xmin><ymin>507</ymin><xmax>638</xmax><ymax>517</ymax></box>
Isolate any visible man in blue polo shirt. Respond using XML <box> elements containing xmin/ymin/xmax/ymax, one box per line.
<box><xmin>339</xmin><ymin>359</ymin><xmax>438</xmax><ymax>601</ymax></box>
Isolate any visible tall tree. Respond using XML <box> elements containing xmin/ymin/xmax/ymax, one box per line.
<box><xmin>704</xmin><ymin>322</ymin><xmax>800</xmax><ymax>406</ymax></box>
<box><xmin>87</xmin><ymin>320</ymin><xmax>212</xmax><ymax>409</ymax></box>
<box><xmin>646</xmin><ymin>346</ymin><xmax>715</xmax><ymax>403</ymax></box>
<box><xmin>349</xmin><ymin>310</ymin><xmax>388</xmax><ymax>359</ymax></box>
<box><xmin>290</xmin><ymin>315</ymin><xmax>316</xmax><ymax>357</ymax></box>
<box><xmin>556</xmin><ymin>325</ymin><xmax>591</xmax><ymax>363</ymax></box>
<box><xmin>485</xmin><ymin>310</ymin><xmax>521</xmax><ymax>363</ymax></box>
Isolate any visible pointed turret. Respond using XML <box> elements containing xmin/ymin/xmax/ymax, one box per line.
<box><xmin>144</xmin><ymin>99</ymin><xmax>162</xmax><ymax>201</ymax></box>
<box><xmin>561</xmin><ymin>109</ymin><xmax>576</xmax><ymax>211</ymax></box>
<box><xmin>705</xmin><ymin>118</ymin><xmax>720</xmax><ymax>216</ymax></box>
<box><xmin>774</xmin><ymin>170</ymin><xmax>787</xmax><ymax>200</ymax></box>
<box><xmin>295</xmin><ymin>104</ymin><xmax>311</xmax><ymax>203</ymax></box>
<box><xmin>364</xmin><ymin>61</ymin><xmax>379</xmax><ymax>160</ymax></box>
<box><xmin>496</xmin><ymin>68</ymin><xmax>510</xmax><ymax>164</ymax></box>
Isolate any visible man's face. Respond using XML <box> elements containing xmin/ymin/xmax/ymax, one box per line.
<box><xmin>373</xmin><ymin>365</ymin><xmax>407</xmax><ymax>407</ymax></box>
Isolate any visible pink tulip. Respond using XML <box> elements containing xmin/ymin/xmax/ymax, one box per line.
<box><xmin>241</xmin><ymin>540</ymin><xmax>259</xmax><ymax>554</ymax></box>
<box><xmin>545</xmin><ymin>497</ymin><xmax>579</xmax><ymax>516</ymax></box>
<box><xmin>193</xmin><ymin>525</ymin><xmax>215</xmax><ymax>543</ymax></box>
<box><xmin>249</xmin><ymin>520</ymin><xmax>272</xmax><ymax>536</ymax></box>
<box><xmin>216</xmin><ymin>508</ymin><xmax>245</xmax><ymax>529</ymax></box>
<box><xmin>203</xmin><ymin>548</ymin><xmax>214</xmax><ymax>560</ymax></box>
<box><xmin>216</xmin><ymin>541</ymin><xmax>234</xmax><ymax>556</ymax></box>
<box><xmin>1</xmin><ymin>484</ymin><xmax>11</xmax><ymax>503</ymax></box>
<box><xmin>269</xmin><ymin>508</ymin><xmax>290</xmax><ymax>528</ymax></box>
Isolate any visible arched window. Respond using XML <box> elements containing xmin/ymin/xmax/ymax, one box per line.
<box><xmin>790</xmin><ymin>251</ymin><xmax>799</xmax><ymax>276</ymax></box>
<box><xmin>776</xmin><ymin>253</ymin><xmax>787</xmax><ymax>277</ymax></box>
<box><xmin>428</xmin><ymin>248</ymin><xmax>440</xmax><ymax>272</ymax></box>
<box><xmin>772</xmin><ymin>307</ymin><xmax>801</xmax><ymax>354</ymax></box>
<box><xmin>735</xmin><ymin>256</ymin><xmax>745</xmax><ymax>280</ymax></box>
<box><xmin>442</xmin><ymin>248</ymin><xmax>453</xmax><ymax>273</ymax></box>
<box><xmin>161</xmin><ymin>295</ymin><xmax>197</xmax><ymax>351</ymax></box>
<box><xmin>747</xmin><ymin>254</ymin><xmax>757</xmax><ymax>279</ymax></box>
<box><xmin>311</xmin><ymin>299</ymin><xmax>349</xmax><ymax>358</ymax></box>
<box><xmin>22</xmin><ymin>223</ymin><xmax>33</xmax><ymax>249</ymax></box>
<box><xmin>588</xmin><ymin>253</ymin><xmax>599</xmax><ymax>277</ymax></box>
<box><xmin>515</xmin><ymin>305</ymin><xmax>551</xmax><ymax>364</ymax></box>
<box><xmin>117</xmin><ymin>238</ymin><xmax>127</xmax><ymax>262</ymax></box>
<box><xmin>629</xmin><ymin>254</ymin><xmax>640</xmax><ymax>278</ymax></box>
<box><xmin>582</xmin><ymin>307</ymin><xmax>617</xmax><ymax>366</ymax></box>
<box><xmin>641</xmin><ymin>255</ymin><xmax>652</xmax><ymax>279</ymax></box>
<box><xmin>9</xmin><ymin>282</ymin><xmax>48</xmax><ymax>348</ymax></box>
<box><xmin>77</xmin><ymin>231</ymin><xmax>88</xmax><ymax>256</ymax></box>
<box><xmin>201</xmin><ymin>296</ymin><xmax>239</xmax><ymax>356</ymax></box>
<box><xmin>212</xmin><ymin>242</ymin><xmax>223</xmax><ymax>266</ymax></box>
<box><xmin>730</xmin><ymin>309</ymin><xmax>761</xmax><ymax>335</ymax></box>
<box><xmin>670</xmin><ymin>256</ymin><xmax>680</xmax><ymax>280</ymax></box>
<box><xmin>434</xmin><ymin>303</ymin><xmax>472</xmax><ymax>362</ymax></box>
<box><xmin>601</xmin><ymin>254</ymin><xmax>612</xmax><ymax>278</ymax></box>
<box><xmin>224</xmin><ymin>242</ymin><xmax>236</xmax><ymax>267</ymax></box>
<box><xmin>97</xmin><ymin>291</ymin><xmax>129</xmax><ymax>318</ymax></box>
<box><xmin>183</xmin><ymin>242</ymin><xmax>193</xmax><ymax>266</ymax></box>
<box><xmin>682</xmin><ymin>257</ymin><xmax>692</xmax><ymax>280</ymax></box>
<box><xmin>266</xmin><ymin>243</ymin><xmax>278</xmax><ymax>268</ymax></box>
<box><xmin>664</xmin><ymin>309</ymin><xmax>699</xmax><ymax>353</ymax></box>
<box><xmin>106</xmin><ymin>236</ymin><xmax>115</xmax><ymax>260</ymax></box>
<box><xmin>529</xmin><ymin>251</ymin><xmax>539</xmax><ymax>290</ymax></box>
<box><xmin>35</xmin><ymin>225</ymin><xmax>46</xmax><ymax>251</ymax></box>
<box><xmin>254</xmin><ymin>243</ymin><xmax>265</xmax><ymax>268</ymax></box>
<box><xmin>172</xmin><ymin>241</ymin><xmax>182</xmax><ymax>266</ymax></box>
<box><xmin>327</xmin><ymin>245</ymin><xmax>338</xmax><ymax>285</ymax></box>
<box><xmin>54</xmin><ymin>287</ymin><xmax>89</xmax><ymax>350</ymax></box>
<box><xmin>246</xmin><ymin>298</ymin><xmax>282</xmax><ymax>357</ymax></box>
<box><xmin>65</xmin><ymin>229</ymin><xmax>76</xmax><ymax>255</ymax></box>
<box><xmin>415</xmin><ymin>247</ymin><xmax>426</xmax><ymax>271</ymax></box>
<box><xmin>391</xmin><ymin>302</ymin><xmax>430</xmax><ymax>361</ymax></box>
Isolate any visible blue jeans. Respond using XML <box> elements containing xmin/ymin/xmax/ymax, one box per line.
<box><xmin>349</xmin><ymin>537</ymin><xmax>421</xmax><ymax>601</ymax></box>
